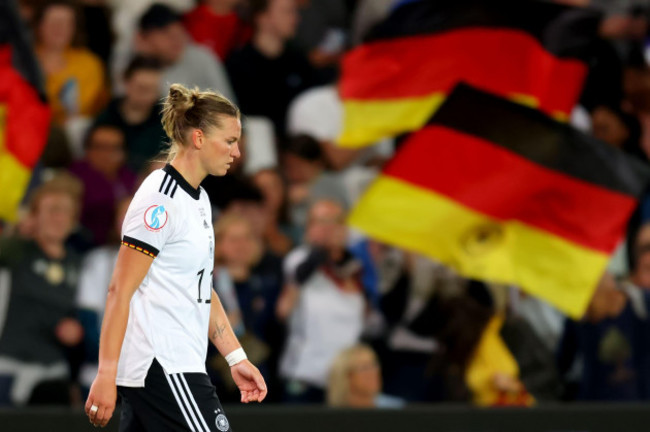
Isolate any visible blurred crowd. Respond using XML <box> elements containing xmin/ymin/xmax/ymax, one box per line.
<box><xmin>4</xmin><ymin>0</ymin><xmax>650</xmax><ymax>410</ymax></box>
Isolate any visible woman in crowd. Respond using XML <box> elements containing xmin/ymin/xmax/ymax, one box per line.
<box><xmin>34</xmin><ymin>0</ymin><xmax>106</xmax><ymax>125</ymax></box>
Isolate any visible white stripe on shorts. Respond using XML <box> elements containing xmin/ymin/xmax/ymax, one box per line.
<box><xmin>178</xmin><ymin>374</ymin><xmax>211</xmax><ymax>432</ymax></box>
<box><xmin>172</xmin><ymin>374</ymin><xmax>209</xmax><ymax>432</ymax></box>
<box><xmin>164</xmin><ymin>372</ymin><xmax>200</xmax><ymax>432</ymax></box>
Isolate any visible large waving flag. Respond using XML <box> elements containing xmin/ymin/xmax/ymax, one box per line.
<box><xmin>348</xmin><ymin>85</ymin><xmax>650</xmax><ymax>318</ymax></box>
<box><xmin>338</xmin><ymin>0</ymin><xmax>598</xmax><ymax>147</ymax></box>
<box><xmin>0</xmin><ymin>0</ymin><xmax>51</xmax><ymax>222</ymax></box>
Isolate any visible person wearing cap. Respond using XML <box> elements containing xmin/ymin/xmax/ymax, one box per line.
<box><xmin>135</xmin><ymin>3</ymin><xmax>236</xmax><ymax>102</ymax></box>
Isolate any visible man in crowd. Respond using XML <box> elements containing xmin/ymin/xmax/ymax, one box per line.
<box><xmin>94</xmin><ymin>55</ymin><xmax>167</xmax><ymax>173</ymax></box>
<box><xmin>226</xmin><ymin>0</ymin><xmax>315</xmax><ymax>139</ymax></box>
<box><xmin>136</xmin><ymin>3</ymin><xmax>236</xmax><ymax>101</ymax></box>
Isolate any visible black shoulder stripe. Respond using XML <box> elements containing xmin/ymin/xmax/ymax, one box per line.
<box><xmin>159</xmin><ymin>173</ymin><xmax>170</xmax><ymax>193</ymax></box>
<box><xmin>163</xmin><ymin>164</ymin><xmax>201</xmax><ymax>200</ymax></box>
<box><xmin>158</xmin><ymin>172</ymin><xmax>177</xmax><ymax>198</ymax></box>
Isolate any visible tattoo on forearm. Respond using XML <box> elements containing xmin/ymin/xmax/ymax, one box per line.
<box><xmin>211</xmin><ymin>323</ymin><xmax>226</xmax><ymax>342</ymax></box>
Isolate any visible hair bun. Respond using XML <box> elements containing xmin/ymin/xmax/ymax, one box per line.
<box><xmin>168</xmin><ymin>83</ymin><xmax>195</xmax><ymax>114</ymax></box>
<box><xmin>161</xmin><ymin>83</ymin><xmax>240</xmax><ymax>155</ymax></box>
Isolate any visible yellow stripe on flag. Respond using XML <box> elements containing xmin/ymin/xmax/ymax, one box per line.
<box><xmin>338</xmin><ymin>93</ymin><xmax>572</xmax><ymax>148</ymax></box>
<box><xmin>338</xmin><ymin>93</ymin><xmax>446</xmax><ymax>148</ymax></box>
<box><xmin>0</xmin><ymin>151</ymin><xmax>31</xmax><ymax>222</ymax></box>
<box><xmin>508</xmin><ymin>94</ymin><xmax>569</xmax><ymax>122</ymax></box>
<box><xmin>509</xmin><ymin>93</ymin><xmax>539</xmax><ymax>109</ymax></box>
<box><xmin>348</xmin><ymin>176</ymin><xmax>607</xmax><ymax>318</ymax></box>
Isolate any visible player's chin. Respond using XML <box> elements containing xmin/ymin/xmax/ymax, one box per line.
<box><xmin>212</xmin><ymin>166</ymin><xmax>229</xmax><ymax>177</ymax></box>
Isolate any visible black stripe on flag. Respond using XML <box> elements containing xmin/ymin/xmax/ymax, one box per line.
<box><xmin>427</xmin><ymin>84</ymin><xmax>650</xmax><ymax>197</ymax></box>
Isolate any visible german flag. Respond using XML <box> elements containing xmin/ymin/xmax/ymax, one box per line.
<box><xmin>338</xmin><ymin>0</ymin><xmax>599</xmax><ymax>147</ymax></box>
<box><xmin>348</xmin><ymin>85</ymin><xmax>650</xmax><ymax>318</ymax></box>
<box><xmin>0</xmin><ymin>1</ymin><xmax>51</xmax><ymax>222</ymax></box>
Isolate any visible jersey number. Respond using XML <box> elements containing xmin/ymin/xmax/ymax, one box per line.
<box><xmin>196</xmin><ymin>269</ymin><xmax>212</xmax><ymax>304</ymax></box>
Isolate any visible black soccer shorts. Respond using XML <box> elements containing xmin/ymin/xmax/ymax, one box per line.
<box><xmin>118</xmin><ymin>359</ymin><xmax>233</xmax><ymax>432</ymax></box>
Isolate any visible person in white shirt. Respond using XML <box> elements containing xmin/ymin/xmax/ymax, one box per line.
<box><xmin>277</xmin><ymin>200</ymin><xmax>366</xmax><ymax>403</ymax></box>
<box><xmin>85</xmin><ymin>83</ymin><xmax>266</xmax><ymax>430</ymax></box>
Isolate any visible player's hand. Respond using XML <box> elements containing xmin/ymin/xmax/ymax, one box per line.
<box><xmin>230</xmin><ymin>359</ymin><xmax>267</xmax><ymax>403</ymax></box>
<box><xmin>85</xmin><ymin>373</ymin><xmax>117</xmax><ymax>427</ymax></box>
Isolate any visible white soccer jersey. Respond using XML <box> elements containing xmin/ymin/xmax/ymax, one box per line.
<box><xmin>116</xmin><ymin>164</ymin><xmax>215</xmax><ymax>387</ymax></box>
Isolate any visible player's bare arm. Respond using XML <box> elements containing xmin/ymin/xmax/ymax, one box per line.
<box><xmin>85</xmin><ymin>247</ymin><xmax>154</xmax><ymax>427</ymax></box>
<box><xmin>209</xmin><ymin>290</ymin><xmax>268</xmax><ymax>403</ymax></box>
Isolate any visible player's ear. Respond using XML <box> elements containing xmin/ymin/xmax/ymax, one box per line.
<box><xmin>191</xmin><ymin>129</ymin><xmax>203</xmax><ymax>150</ymax></box>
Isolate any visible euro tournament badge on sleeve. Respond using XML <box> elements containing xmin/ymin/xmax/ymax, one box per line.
<box><xmin>144</xmin><ymin>205</ymin><xmax>168</xmax><ymax>232</ymax></box>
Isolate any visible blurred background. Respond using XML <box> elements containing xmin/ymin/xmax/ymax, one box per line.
<box><xmin>3</xmin><ymin>0</ymin><xmax>650</xmax><ymax>430</ymax></box>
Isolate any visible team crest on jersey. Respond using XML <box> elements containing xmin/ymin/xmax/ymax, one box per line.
<box><xmin>215</xmin><ymin>413</ymin><xmax>229</xmax><ymax>431</ymax></box>
<box><xmin>144</xmin><ymin>205</ymin><xmax>168</xmax><ymax>232</ymax></box>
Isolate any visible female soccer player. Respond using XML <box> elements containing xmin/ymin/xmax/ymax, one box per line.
<box><xmin>85</xmin><ymin>83</ymin><xmax>267</xmax><ymax>431</ymax></box>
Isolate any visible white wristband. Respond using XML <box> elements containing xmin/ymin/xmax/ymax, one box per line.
<box><xmin>225</xmin><ymin>348</ymin><xmax>247</xmax><ymax>367</ymax></box>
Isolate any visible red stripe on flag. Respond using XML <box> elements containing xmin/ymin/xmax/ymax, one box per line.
<box><xmin>0</xmin><ymin>45</ymin><xmax>51</xmax><ymax>168</ymax></box>
<box><xmin>384</xmin><ymin>126</ymin><xmax>636</xmax><ymax>253</ymax></box>
<box><xmin>340</xmin><ymin>28</ymin><xmax>587</xmax><ymax>115</ymax></box>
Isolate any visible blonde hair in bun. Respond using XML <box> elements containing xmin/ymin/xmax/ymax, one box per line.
<box><xmin>161</xmin><ymin>83</ymin><xmax>240</xmax><ymax>161</ymax></box>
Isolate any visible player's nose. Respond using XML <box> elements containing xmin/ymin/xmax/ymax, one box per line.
<box><xmin>231</xmin><ymin>143</ymin><xmax>241</xmax><ymax>158</ymax></box>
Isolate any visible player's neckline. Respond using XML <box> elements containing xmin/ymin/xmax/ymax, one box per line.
<box><xmin>163</xmin><ymin>164</ymin><xmax>201</xmax><ymax>200</ymax></box>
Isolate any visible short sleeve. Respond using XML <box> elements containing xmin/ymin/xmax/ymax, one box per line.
<box><xmin>121</xmin><ymin>185</ymin><xmax>177</xmax><ymax>258</ymax></box>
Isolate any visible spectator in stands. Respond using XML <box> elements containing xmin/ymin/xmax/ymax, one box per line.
<box><xmin>373</xmin><ymin>250</ymin><xmax>464</xmax><ymax>402</ymax></box>
<box><xmin>287</xmin><ymin>86</ymin><xmax>397</xmax><ymax>168</ymax></box>
<box><xmin>135</xmin><ymin>3</ymin><xmax>236</xmax><ymax>101</ymax></box>
<box><xmin>327</xmin><ymin>344</ymin><xmax>405</xmax><ymax>408</ymax></box>
<box><xmin>286</xmin><ymin>85</ymin><xmax>365</xmax><ymax>171</ymax></box>
<box><xmin>277</xmin><ymin>200</ymin><xmax>367</xmax><ymax>403</ymax></box>
<box><xmin>282</xmin><ymin>135</ymin><xmax>347</xmax><ymax>240</ymax></box>
<box><xmin>94</xmin><ymin>55</ymin><xmax>166</xmax><ymax>173</ymax></box>
<box><xmin>512</xmin><ymin>291</ymin><xmax>566</xmax><ymax>356</ymax></box>
<box><xmin>293</xmin><ymin>0</ymin><xmax>348</xmax><ymax>83</ymax></box>
<box><xmin>631</xmin><ymin>244</ymin><xmax>650</xmax><ymax>290</ymax></box>
<box><xmin>34</xmin><ymin>0</ymin><xmax>106</xmax><ymax>125</ymax></box>
<box><xmin>109</xmin><ymin>0</ymin><xmax>195</xmax><ymax>94</ymax></box>
<box><xmin>252</xmin><ymin>168</ymin><xmax>294</xmax><ymax>256</ymax></box>
<box><xmin>226</xmin><ymin>0</ymin><xmax>316</xmax><ymax>138</ymax></box>
<box><xmin>499</xmin><ymin>300</ymin><xmax>563</xmax><ymax>403</ymax></box>
<box><xmin>218</xmin><ymin>188</ymin><xmax>285</xmax><ymax>267</ymax></box>
<box><xmin>0</xmin><ymin>174</ymin><xmax>84</xmax><ymax>406</ymax></box>
<box><xmin>286</xmin><ymin>84</ymin><xmax>393</xmax><ymax>207</ymax></box>
<box><xmin>212</xmin><ymin>214</ymin><xmax>284</xmax><ymax>400</ymax></box>
<box><xmin>557</xmin><ymin>273</ymin><xmax>650</xmax><ymax>401</ymax></box>
<box><xmin>592</xmin><ymin>103</ymin><xmax>644</xmax><ymax>158</ymax></box>
<box><xmin>69</xmin><ymin>124</ymin><xmax>137</xmax><ymax>247</ymax></box>
<box><xmin>183</xmin><ymin>0</ymin><xmax>251</xmax><ymax>61</ymax></box>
